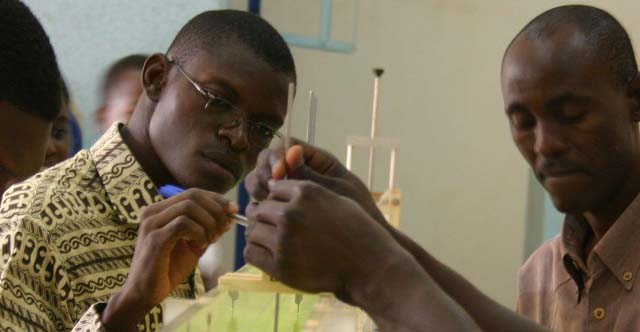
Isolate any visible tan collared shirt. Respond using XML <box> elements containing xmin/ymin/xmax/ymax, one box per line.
<box><xmin>0</xmin><ymin>124</ymin><xmax>204</xmax><ymax>332</ymax></box>
<box><xmin>517</xmin><ymin>193</ymin><xmax>640</xmax><ymax>331</ymax></box>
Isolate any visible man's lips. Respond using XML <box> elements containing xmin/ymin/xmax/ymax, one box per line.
<box><xmin>537</xmin><ymin>167</ymin><xmax>589</xmax><ymax>186</ymax></box>
<box><xmin>542</xmin><ymin>169</ymin><xmax>584</xmax><ymax>177</ymax></box>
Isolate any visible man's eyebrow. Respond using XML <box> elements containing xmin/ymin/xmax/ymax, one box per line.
<box><xmin>505</xmin><ymin>102</ymin><xmax>527</xmax><ymax>115</ymax></box>
<box><xmin>199</xmin><ymin>75</ymin><xmax>285</xmax><ymax>127</ymax></box>
<box><xmin>202</xmin><ymin>78</ymin><xmax>239</xmax><ymax>101</ymax></box>
<box><xmin>545</xmin><ymin>92</ymin><xmax>584</xmax><ymax>110</ymax></box>
<box><xmin>256</xmin><ymin>114</ymin><xmax>284</xmax><ymax>127</ymax></box>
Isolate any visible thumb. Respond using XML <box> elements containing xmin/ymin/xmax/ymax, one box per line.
<box><xmin>285</xmin><ymin>145</ymin><xmax>352</xmax><ymax>193</ymax></box>
<box><xmin>289</xmin><ymin>159</ymin><xmax>344</xmax><ymax>189</ymax></box>
<box><xmin>273</xmin><ymin>145</ymin><xmax>303</xmax><ymax>180</ymax></box>
<box><xmin>285</xmin><ymin>145</ymin><xmax>323</xmax><ymax>181</ymax></box>
<box><xmin>285</xmin><ymin>145</ymin><xmax>305</xmax><ymax>172</ymax></box>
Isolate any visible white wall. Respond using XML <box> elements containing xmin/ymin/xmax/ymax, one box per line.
<box><xmin>22</xmin><ymin>0</ymin><xmax>640</xmax><ymax>307</ymax></box>
<box><xmin>24</xmin><ymin>0</ymin><xmax>228</xmax><ymax>144</ymax></box>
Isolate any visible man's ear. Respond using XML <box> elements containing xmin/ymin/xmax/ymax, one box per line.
<box><xmin>141</xmin><ymin>53</ymin><xmax>169</xmax><ymax>102</ymax></box>
<box><xmin>627</xmin><ymin>71</ymin><xmax>640</xmax><ymax>122</ymax></box>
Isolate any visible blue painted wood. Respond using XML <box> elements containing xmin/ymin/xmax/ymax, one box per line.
<box><xmin>320</xmin><ymin>0</ymin><xmax>332</xmax><ymax>41</ymax></box>
<box><xmin>248</xmin><ymin>0</ymin><xmax>260</xmax><ymax>14</ymax></box>
<box><xmin>282</xmin><ymin>33</ymin><xmax>354</xmax><ymax>53</ymax></box>
<box><xmin>235</xmin><ymin>182</ymin><xmax>250</xmax><ymax>270</ymax></box>
<box><xmin>281</xmin><ymin>0</ymin><xmax>356</xmax><ymax>54</ymax></box>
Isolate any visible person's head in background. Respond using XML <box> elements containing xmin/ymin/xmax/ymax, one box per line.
<box><xmin>95</xmin><ymin>54</ymin><xmax>147</xmax><ymax>133</ymax></box>
<box><xmin>0</xmin><ymin>0</ymin><xmax>61</xmax><ymax>196</ymax></box>
<box><xmin>125</xmin><ymin>10</ymin><xmax>295</xmax><ymax>194</ymax></box>
<box><xmin>501</xmin><ymin>5</ymin><xmax>640</xmax><ymax>216</ymax></box>
<box><xmin>44</xmin><ymin>78</ymin><xmax>83</xmax><ymax>168</ymax></box>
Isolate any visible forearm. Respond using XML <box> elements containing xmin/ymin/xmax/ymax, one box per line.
<box><xmin>390</xmin><ymin>230</ymin><xmax>551</xmax><ymax>332</ymax></box>
<box><xmin>350</xmin><ymin>252</ymin><xmax>481</xmax><ymax>332</ymax></box>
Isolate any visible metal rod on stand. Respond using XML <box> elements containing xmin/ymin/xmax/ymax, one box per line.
<box><xmin>367</xmin><ymin>68</ymin><xmax>384</xmax><ymax>189</ymax></box>
<box><xmin>306</xmin><ymin>91</ymin><xmax>317</xmax><ymax>145</ymax></box>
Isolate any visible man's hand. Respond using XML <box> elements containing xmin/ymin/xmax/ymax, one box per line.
<box><xmin>101</xmin><ymin>189</ymin><xmax>234</xmax><ymax>331</ymax></box>
<box><xmin>244</xmin><ymin>179</ymin><xmax>408</xmax><ymax>303</ymax></box>
<box><xmin>244</xmin><ymin>140</ymin><xmax>387</xmax><ymax>225</ymax></box>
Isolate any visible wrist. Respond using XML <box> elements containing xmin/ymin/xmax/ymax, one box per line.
<box><xmin>345</xmin><ymin>244</ymin><xmax>416</xmax><ymax>310</ymax></box>
<box><xmin>102</xmin><ymin>286</ymin><xmax>151</xmax><ymax>332</ymax></box>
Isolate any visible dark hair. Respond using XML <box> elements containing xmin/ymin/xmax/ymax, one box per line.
<box><xmin>168</xmin><ymin>10</ymin><xmax>296</xmax><ymax>82</ymax></box>
<box><xmin>0</xmin><ymin>0</ymin><xmax>62</xmax><ymax>121</ymax></box>
<box><xmin>102</xmin><ymin>54</ymin><xmax>148</xmax><ymax>94</ymax></box>
<box><xmin>504</xmin><ymin>5</ymin><xmax>638</xmax><ymax>86</ymax></box>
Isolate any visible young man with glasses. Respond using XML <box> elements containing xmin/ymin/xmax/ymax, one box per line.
<box><xmin>0</xmin><ymin>10</ymin><xmax>295</xmax><ymax>332</ymax></box>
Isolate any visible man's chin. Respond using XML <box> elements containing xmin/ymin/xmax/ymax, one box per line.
<box><xmin>178</xmin><ymin>176</ymin><xmax>237</xmax><ymax>194</ymax></box>
<box><xmin>171</xmin><ymin>161</ymin><xmax>241</xmax><ymax>194</ymax></box>
<box><xmin>548</xmin><ymin>194</ymin><xmax>590</xmax><ymax>215</ymax></box>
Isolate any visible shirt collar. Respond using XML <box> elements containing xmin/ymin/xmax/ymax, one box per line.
<box><xmin>560</xmin><ymin>214</ymin><xmax>592</xmax><ymax>272</ymax></box>
<box><xmin>89</xmin><ymin>123</ymin><xmax>163</xmax><ymax>224</ymax></box>
<box><xmin>560</xmin><ymin>215</ymin><xmax>591</xmax><ymax>298</ymax></box>
<box><xmin>561</xmin><ymin>192</ymin><xmax>640</xmax><ymax>291</ymax></box>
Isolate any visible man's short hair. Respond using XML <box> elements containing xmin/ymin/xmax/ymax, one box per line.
<box><xmin>102</xmin><ymin>54</ymin><xmax>148</xmax><ymax>94</ymax></box>
<box><xmin>168</xmin><ymin>10</ymin><xmax>296</xmax><ymax>82</ymax></box>
<box><xmin>505</xmin><ymin>5</ymin><xmax>638</xmax><ymax>86</ymax></box>
<box><xmin>0</xmin><ymin>0</ymin><xmax>61</xmax><ymax>121</ymax></box>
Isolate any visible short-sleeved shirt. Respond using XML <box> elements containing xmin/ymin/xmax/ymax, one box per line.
<box><xmin>0</xmin><ymin>124</ymin><xmax>204</xmax><ymax>332</ymax></box>
<box><xmin>517</xmin><ymin>193</ymin><xmax>640</xmax><ymax>331</ymax></box>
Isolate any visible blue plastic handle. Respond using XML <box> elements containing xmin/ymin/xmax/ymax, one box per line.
<box><xmin>158</xmin><ymin>184</ymin><xmax>185</xmax><ymax>199</ymax></box>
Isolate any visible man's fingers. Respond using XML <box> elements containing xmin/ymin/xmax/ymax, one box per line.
<box><xmin>145</xmin><ymin>188</ymin><xmax>231</xmax><ymax>214</ymax></box>
<box><xmin>245</xmin><ymin>219</ymin><xmax>278</xmax><ymax>254</ymax></box>
<box><xmin>248</xmin><ymin>140</ymin><xmax>343</xmax><ymax>202</ymax></box>
<box><xmin>245</xmin><ymin>173</ymin><xmax>269</xmax><ymax>202</ymax></box>
<box><xmin>153</xmin><ymin>216</ymin><xmax>209</xmax><ymax>256</ymax></box>
<box><xmin>288</xmin><ymin>161</ymin><xmax>344</xmax><ymax>189</ymax></box>
<box><xmin>294</xmin><ymin>142</ymin><xmax>341</xmax><ymax>176</ymax></box>
<box><xmin>244</xmin><ymin>243</ymin><xmax>275</xmax><ymax>277</ymax></box>
<box><xmin>250</xmin><ymin>199</ymin><xmax>290</xmax><ymax>227</ymax></box>
<box><xmin>271</xmin><ymin>155</ymin><xmax>287</xmax><ymax>181</ymax></box>
<box><xmin>195</xmin><ymin>192</ymin><xmax>235</xmax><ymax>238</ymax></box>
<box><xmin>255</xmin><ymin>149</ymin><xmax>277</xmax><ymax>199</ymax></box>
<box><xmin>141</xmin><ymin>200</ymin><xmax>211</xmax><ymax>236</ymax></box>
<box><xmin>285</xmin><ymin>145</ymin><xmax>304</xmax><ymax>172</ymax></box>
<box><xmin>266</xmin><ymin>180</ymin><xmax>302</xmax><ymax>203</ymax></box>
<box><xmin>141</xmin><ymin>189</ymin><xmax>232</xmax><ymax>242</ymax></box>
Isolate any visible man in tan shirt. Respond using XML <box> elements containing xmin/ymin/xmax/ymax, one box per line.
<box><xmin>243</xmin><ymin>4</ymin><xmax>640</xmax><ymax>332</ymax></box>
<box><xmin>509</xmin><ymin>6</ymin><xmax>640</xmax><ymax>331</ymax></box>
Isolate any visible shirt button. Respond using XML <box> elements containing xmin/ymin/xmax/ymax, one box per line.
<box><xmin>623</xmin><ymin>271</ymin><xmax>633</xmax><ymax>281</ymax></box>
<box><xmin>593</xmin><ymin>307</ymin><xmax>606</xmax><ymax>320</ymax></box>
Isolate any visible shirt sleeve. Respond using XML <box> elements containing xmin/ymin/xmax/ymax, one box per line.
<box><xmin>0</xmin><ymin>217</ymin><xmax>78</xmax><ymax>332</ymax></box>
<box><xmin>71</xmin><ymin>303</ymin><xmax>109</xmax><ymax>332</ymax></box>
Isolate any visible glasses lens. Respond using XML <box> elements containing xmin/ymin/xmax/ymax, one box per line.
<box><xmin>248</xmin><ymin>122</ymin><xmax>279</xmax><ymax>148</ymax></box>
<box><xmin>204</xmin><ymin>95</ymin><xmax>279</xmax><ymax>149</ymax></box>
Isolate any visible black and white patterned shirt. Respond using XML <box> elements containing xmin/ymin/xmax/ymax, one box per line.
<box><xmin>0</xmin><ymin>124</ymin><xmax>204</xmax><ymax>332</ymax></box>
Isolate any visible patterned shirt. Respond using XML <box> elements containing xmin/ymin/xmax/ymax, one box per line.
<box><xmin>0</xmin><ymin>124</ymin><xmax>204</xmax><ymax>332</ymax></box>
<box><xmin>517</xmin><ymin>192</ymin><xmax>640</xmax><ymax>331</ymax></box>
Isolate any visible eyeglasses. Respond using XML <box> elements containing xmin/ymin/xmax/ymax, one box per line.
<box><xmin>169</xmin><ymin>58</ymin><xmax>281</xmax><ymax>149</ymax></box>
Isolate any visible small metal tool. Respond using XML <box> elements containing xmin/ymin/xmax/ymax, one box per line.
<box><xmin>158</xmin><ymin>184</ymin><xmax>248</xmax><ymax>227</ymax></box>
